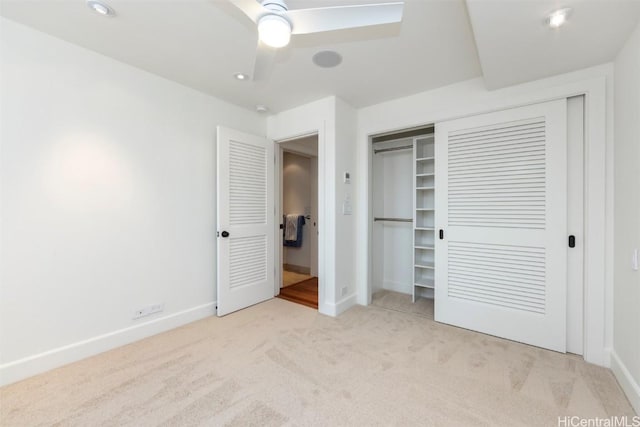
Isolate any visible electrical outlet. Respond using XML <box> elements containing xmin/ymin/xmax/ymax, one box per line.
<box><xmin>150</xmin><ymin>303</ymin><xmax>164</xmax><ymax>313</ymax></box>
<box><xmin>133</xmin><ymin>303</ymin><xmax>164</xmax><ymax>320</ymax></box>
<box><xmin>341</xmin><ymin>286</ymin><xmax>348</xmax><ymax>297</ymax></box>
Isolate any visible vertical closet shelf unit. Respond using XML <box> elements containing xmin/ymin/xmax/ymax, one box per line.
<box><xmin>413</xmin><ymin>134</ymin><xmax>436</xmax><ymax>302</ymax></box>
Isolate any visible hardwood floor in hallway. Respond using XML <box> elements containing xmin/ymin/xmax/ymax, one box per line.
<box><xmin>277</xmin><ymin>277</ymin><xmax>318</xmax><ymax>309</ymax></box>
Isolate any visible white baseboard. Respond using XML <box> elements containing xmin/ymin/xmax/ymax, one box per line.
<box><xmin>605</xmin><ymin>347</ymin><xmax>612</xmax><ymax>367</ymax></box>
<box><xmin>611</xmin><ymin>349</ymin><xmax>640</xmax><ymax>414</ymax></box>
<box><xmin>0</xmin><ymin>302</ymin><xmax>216</xmax><ymax>387</ymax></box>
<box><xmin>322</xmin><ymin>293</ymin><xmax>357</xmax><ymax>317</ymax></box>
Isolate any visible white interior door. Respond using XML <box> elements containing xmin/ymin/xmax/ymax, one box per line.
<box><xmin>217</xmin><ymin>126</ymin><xmax>274</xmax><ymax>316</ymax></box>
<box><xmin>435</xmin><ymin>100</ymin><xmax>568</xmax><ymax>352</ymax></box>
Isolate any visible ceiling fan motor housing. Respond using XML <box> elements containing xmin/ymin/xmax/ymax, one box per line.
<box><xmin>261</xmin><ymin>0</ymin><xmax>288</xmax><ymax>13</ymax></box>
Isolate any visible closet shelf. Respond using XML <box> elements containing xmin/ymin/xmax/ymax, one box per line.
<box><xmin>415</xmin><ymin>264</ymin><xmax>435</xmax><ymax>269</ymax></box>
<box><xmin>415</xmin><ymin>279</ymin><xmax>435</xmax><ymax>289</ymax></box>
<box><xmin>413</xmin><ymin>134</ymin><xmax>436</xmax><ymax>303</ymax></box>
<box><xmin>374</xmin><ymin>217</ymin><xmax>412</xmax><ymax>223</ymax></box>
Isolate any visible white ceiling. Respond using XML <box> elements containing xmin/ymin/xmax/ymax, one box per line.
<box><xmin>466</xmin><ymin>0</ymin><xmax>640</xmax><ymax>89</ymax></box>
<box><xmin>1</xmin><ymin>0</ymin><xmax>639</xmax><ymax>113</ymax></box>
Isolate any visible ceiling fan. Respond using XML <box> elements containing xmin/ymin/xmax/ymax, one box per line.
<box><xmin>230</xmin><ymin>0</ymin><xmax>404</xmax><ymax>80</ymax></box>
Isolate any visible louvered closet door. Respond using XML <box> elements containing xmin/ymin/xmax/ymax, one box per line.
<box><xmin>434</xmin><ymin>100</ymin><xmax>567</xmax><ymax>352</ymax></box>
<box><xmin>217</xmin><ymin>126</ymin><xmax>274</xmax><ymax>316</ymax></box>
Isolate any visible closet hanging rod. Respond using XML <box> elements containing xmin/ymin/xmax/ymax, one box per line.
<box><xmin>373</xmin><ymin>145</ymin><xmax>413</xmax><ymax>154</ymax></box>
<box><xmin>374</xmin><ymin>217</ymin><xmax>413</xmax><ymax>223</ymax></box>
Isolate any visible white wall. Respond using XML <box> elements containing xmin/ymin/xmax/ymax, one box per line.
<box><xmin>283</xmin><ymin>152</ymin><xmax>311</xmax><ymax>270</ymax></box>
<box><xmin>371</xmin><ymin>144</ymin><xmax>413</xmax><ymax>294</ymax></box>
<box><xmin>334</xmin><ymin>98</ymin><xmax>358</xmax><ymax>305</ymax></box>
<box><xmin>356</xmin><ymin>64</ymin><xmax>613</xmax><ymax>367</ymax></box>
<box><xmin>381</xmin><ymin>150</ymin><xmax>413</xmax><ymax>295</ymax></box>
<box><xmin>612</xmin><ymin>21</ymin><xmax>640</xmax><ymax>414</ymax></box>
<box><xmin>0</xmin><ymin>18</ymin><xmax>265</xmax><ymax>385</ymax></box>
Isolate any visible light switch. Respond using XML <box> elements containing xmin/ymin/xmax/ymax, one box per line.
<box><xmin>342</xmin><ymin>201</ymin><xmax>352</xmax><ymax>215</ymax></box>
<box><xmin>633</xmin><ymin>248</ymin><xmax>638</xmax><ymax>271</ymax></box>
<box><xmin>344</xmin><ymin>172</ymin><xmax>350</xmax><ymax>184</ymax></box>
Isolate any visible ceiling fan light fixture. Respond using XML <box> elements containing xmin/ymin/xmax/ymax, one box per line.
<box><xmin>258</xmin><ymin>14</ymin><xmax>291</xmax><ymax>48</ymax></box>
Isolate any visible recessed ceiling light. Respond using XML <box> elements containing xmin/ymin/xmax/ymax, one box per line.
<box><xmin>86</xmin><ymin>0</ymin><xmax>115</xmax><ymax>16</ymax></box>
<box><xmin>312</xmin><ymin>50</ymin><xmax>343</xmax><ymax>68</ymax></box>
<box><xmin>547</xmin><ymin>8</ymin><xmax>572</xmax><ymax>29</ymax></box>
<box><xmin>255</xmin><ymin>105</ymin><xmax>269</xmax><ymax>113</ymax></box>
<box><xmin>234</xmin><ymin>73</ymin><xmax>249</xmax><ymax>81</ymax></box>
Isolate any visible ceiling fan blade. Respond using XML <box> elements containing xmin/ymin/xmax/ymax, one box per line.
<box><xmin>252</xmin><ymin>40</ymin><xmax>277</xmax><ymax>81</ymax></box>
<box><xmin>288</xmin><ymin>2</ymin><xmax>404</xmax><ymax>35</ymax></box>
<box><xmin>230</xmin><ymin>0</ymin><xmax>265</xmax><ymax>23</ymax></box>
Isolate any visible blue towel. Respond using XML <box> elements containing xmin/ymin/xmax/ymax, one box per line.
<box><xmin>284</xmin><ymin>214</ymin><xmax>305</xmax><ymax>247</ymax></box>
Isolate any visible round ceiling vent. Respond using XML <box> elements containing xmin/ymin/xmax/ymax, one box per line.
<box><xmin>312</xmin><ymin>50</ymin><xmax>343</xmax><ymax>68</ymax></box>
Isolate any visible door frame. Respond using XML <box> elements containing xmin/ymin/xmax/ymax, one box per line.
<box><xmin>566</xmin><ymin>95</ymin><xmax>585</xmax><ymax>355</ymax></box>
<box><xmin>359</xmin><ymin>75</ymin><xmax>609</xmax><ymax>366</ymax></box>
<box><xmin>273</xmin><ymin>132</ymin><xmax>323</xmax><ymax>308</ymax></box>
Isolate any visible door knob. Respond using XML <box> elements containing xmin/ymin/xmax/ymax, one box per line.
<box><xmin>221</xmin><ymin>231</ymin><xmax>230</xmax><ymax>238</ymax></box>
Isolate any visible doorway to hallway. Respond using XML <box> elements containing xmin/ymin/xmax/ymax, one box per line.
<box><xmin>277</xmin><ymin>135</ymin><xmax>319</xmax><ymax>309</ymax></box>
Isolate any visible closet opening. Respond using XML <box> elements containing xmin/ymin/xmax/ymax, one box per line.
<box><xmin>277</xmin><ymin>135</ymin><xmax>319</xmax><ymax>309</ymax></box>
<box><xmin>370</xmin><ymin>125</ymin><xmax>435</xmax><ymax>318</ymax></box>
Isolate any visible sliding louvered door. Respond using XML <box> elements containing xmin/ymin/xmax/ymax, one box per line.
<box><xmin>434</xmin><ymin>100</ymin><xmax>568</xmax><ymax>352</ymax></box>
<box><xmin>217</xmin><ymin>126</ymin><xmax>275</xmax><ymax>316</ymax></box>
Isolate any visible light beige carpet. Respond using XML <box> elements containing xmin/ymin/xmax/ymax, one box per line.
<box><xmin>372</xmin><ymin>289</ymin><xmax>434</xmax><ymax>318</ymax></box>
<box><xmin>282</xmin><ymin>270</ymin><xmax>312</xmax><ymax>287</ymax></box>
<box><xmin>1</xmin><ymin>299</ymin><xmax>634</xmax><ymax>426</ymax></box>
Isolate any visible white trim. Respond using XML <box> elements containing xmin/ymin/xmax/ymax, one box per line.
<box><xmin>276</xmin><ymin>144</ymin><xmax>284</xmax><ymax>296</ymax></box>
<box><xmin>324</xmin><ymin>293</ymin><xmax>358</xmax><ymax>317</ymax></box>
<box><xmin>277</xmin><ymin>137</ymin><xmax>319</xmax><ymax>296</ymax></box>
<box><xmin>603</xmin><ymin>347</ymin><xmax>612</xmax><ymax>367</ymax></box>
<box><xmin>357</xmin><ymin>66</ymin><xmax>613</xmax><ymax>366</ymax></box>
<box><xmin>611</xmin><ymin>350</ymin><xmax>640</xmax><ymax>414</ymax></box>
<box><xmin>582</xmin><ymin>79</ymin><xmax>609</xmax><ymax>367</ymax></box>
<box><xmin>275</xmin><ymin>131</ymin><xmax>325</xmax><ymax>313</ymax></box>
<box><xmin>267</xmin><ymin>97</ymin><xmax>334</xmax><ymax>316</ymax></box>
<box><xmin>0</xmin><ymin>302</ymin><xmax>215</xmax><ymax>387</ymax></box>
